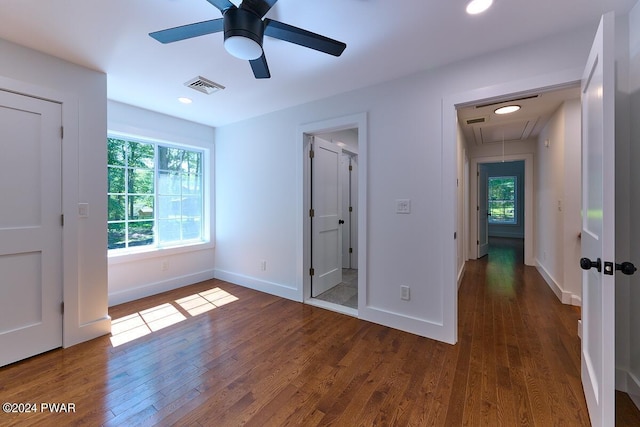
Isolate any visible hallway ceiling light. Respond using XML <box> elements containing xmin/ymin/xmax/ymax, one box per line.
<box><xmin>494</xmin><ymin>105</ymin><xmax>521</xmax><ymax>115</ymax></box>
<box><xmin>178</xmin><ymin>97</ymin><xmax>193</xmax><ymax>104</ymax></box>
<box><xmin>466</xmin><ymin>0</ymin><xmax>493</xmax><ymax>15</ymax></box>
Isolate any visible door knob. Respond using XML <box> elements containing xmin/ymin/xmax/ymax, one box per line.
<box><xmin>338</xmin><ymin>219</ymin><xmax>344</xmax><ymax>224</ymax></box>
<box><xmin>580</xmin><ymin>257</ymin><xmax>601</xmax><ymax>272</ymax></box>
<box><xmin>616</xmin><ymin>262</ymin><xmax>637</xmax><ymax>275</ymax></box>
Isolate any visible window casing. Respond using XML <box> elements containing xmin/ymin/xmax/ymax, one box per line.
<box><xmin>488</xmin><ymin>176</ymin><xmax>517</xmax><ymax>225</ymax></box>
<box><xmin>108</xmin><ymin>136</ymin><xmax>205</xmax><ymax>252</ymax></box>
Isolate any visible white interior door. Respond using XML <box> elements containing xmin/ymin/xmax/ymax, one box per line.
<box><xmin>0</xmin><ymin>90</ymin><xmax>63</xmax><ymax>367</ymax></box>
<box><xmin>580</xmin><ymin>12</ymin><xmax>615</xmax><ymax>427</ymax></box>
<box><xmin>311</xmin><ymin>137</ymin><xmax>342</xmax><ymax>297</ymax></box>
<box><xmin>477</xmin><ymin>163</ymin><xmax>489</xmax><ymax>258</ymax></box>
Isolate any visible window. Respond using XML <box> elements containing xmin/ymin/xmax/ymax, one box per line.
<box><xmin>488</xmin><ymin>176</ymin><xmax>517</xmax><ymax>224</ymax></box>
<box><xmin>108</xmin><ymin>136</ymin><xmax>204</xmax><ymax>251</ymax></box>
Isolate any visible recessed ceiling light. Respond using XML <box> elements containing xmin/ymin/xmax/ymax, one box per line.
<box><xmin>495</xmin><ymin>105</ymin><xmax>521</xmax><ymax>115</ymax></box>
<box><xmin>466</xmin><ymin>0</ymin><xmax>493</xmax><ymax>15</ymax></box>
<box><xmin>178</xmin><ymin>97</ymin><xmax>192</xmax><ymax>104</ymax></box>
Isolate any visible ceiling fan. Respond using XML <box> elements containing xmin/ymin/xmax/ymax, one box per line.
<box><xmin>149</xmin><ymin>0</ymin><xmax>347</xmax><ymax>79</ymax></box>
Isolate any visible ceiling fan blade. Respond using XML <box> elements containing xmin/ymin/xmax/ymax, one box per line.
<box><xmin>250</xmin><ymin>54</ymin><xmax>271</xmax><ymax>79</ymax></box>
<box><xmin>206</xmin><ymin>0</ymin><xmax>236</xmax><ymax>13</ymax></box>
<box><xmin>149</xmin><ymin>19</ymin><xmax>224</xmax><ymax>43</ymax></box>
<box><xmin>263</xmin><ymin>19</ymin><xmax>346</xmax><ymax>57</ymax></box>
<box><xmin>240</xmin><ymin>0</ymin><xmax>278</xmax><ymax>18</ymax></box>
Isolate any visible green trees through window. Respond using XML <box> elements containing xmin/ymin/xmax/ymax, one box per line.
<box><xmin>108</xmin><ymin>137</ymin><xmax>204</xmax><ymax>250</ymax></box>
<box><xmin>488</xmin><ymin>176</ymin><xmax>517</xmax><ymax>224</ymax></box>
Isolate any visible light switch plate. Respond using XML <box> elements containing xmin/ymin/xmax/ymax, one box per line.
<box><xmin>396</xmin><ymin>199</ymin><xmax>411</xmax><ymax>214</ymax></box>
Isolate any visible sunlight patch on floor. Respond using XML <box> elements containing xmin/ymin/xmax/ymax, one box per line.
<box><xmin>110</xmin><ymin>287</ymin><xmax>238</xmax><ymax>347</ymax></box>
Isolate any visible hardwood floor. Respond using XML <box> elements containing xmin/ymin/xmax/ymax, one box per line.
<box><xmin>1</xmin><ymin>238</ymin><xmax>639</xmax><ymax>426</ymax></box>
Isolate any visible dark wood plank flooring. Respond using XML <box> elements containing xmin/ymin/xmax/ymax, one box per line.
<box><xmin>1</xmin><ymin>238</ymin><xmax>639</xmax><ymax>426</ymax></box>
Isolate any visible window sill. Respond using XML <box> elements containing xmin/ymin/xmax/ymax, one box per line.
<box><xmin>108</xmin><ymin>241</ymin><xmax>214</xmax><ymax>265</ymax></box>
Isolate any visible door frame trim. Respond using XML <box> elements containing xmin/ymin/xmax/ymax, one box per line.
<box><xmin>442</xmin><ymin>67</ymin><xmax>583</xmax><ymax>345</ymax></box>
<box><xmin>297</xmin><ymin>113</ymin><xmax>367</xmax><ymax>314</ymax></box>
<box><xmin>470</xmin><ymin>156</ymin><xmax>534</xmax><ymax>264</ymax></box>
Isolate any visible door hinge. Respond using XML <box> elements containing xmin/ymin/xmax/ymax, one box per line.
<box><xmin>309</xmin><ymin>150</ymin><xmax>314</xmax><ymax>159</ymax></box>
<box><xmin>309</xmin><ymin>268</ymin><xmax>315</xmax><ymax>276</ymax></box>
<box><xmin>60</xmin><ymin>126</ymin><xmax>64</xmax><ymax>139</ymax></box>
<box><xmin>349</xmin><ymin>165</ymin><xmax>353</xmax><ymax>171</ymax></box>
<box><xmin>61</xmin><ymin>214</ymin><xmax>64</xmax><ymax>226</ymax></box>
<box><xmin>309</xmin><ymin>208</ymin><xmax>314</xmax><ymax>218</ymax></box>
<box><xmin>454</xmin><ymin>232</ymin><xmax>457</xmax><ymax>239</ymax></box>
<box><xmin>349</xmin><ymin>206</ymin><xmax>353</xmax><ymax>212</ymax></box>
<box><xmin>477</xmin><ymin>171</ymin><xmax>480</xmax><ymax>177</ymax></box>
<box><xmin>61</xmin><ymin>302</ymin><xmax>64</xmax><ymax>314</ymax></box>
<box><xmin>477</xmin><ymin>206</ymin><xmax>480</xmax><ymax>211</ymax></box>
<box><xmin>477</xmin><ymin>240</ymin><xmax>479</xmax><ymax>245</ymax></box>
<box><xmin>349</xmin><ymin>248</ymin><xmax>353</xmax><ymax>253</ymax></box>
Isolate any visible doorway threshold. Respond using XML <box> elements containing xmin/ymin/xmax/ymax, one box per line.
<box><xmin>305</xmin><ymin>298</ymin><xmax>358</xmax><ymax>318</ymax></box>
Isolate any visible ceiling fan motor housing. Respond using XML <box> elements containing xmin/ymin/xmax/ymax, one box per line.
<box><xmin>223</xmin><ymin>8</ymin><xmax>264</xmax><ymax>47</ymax></box>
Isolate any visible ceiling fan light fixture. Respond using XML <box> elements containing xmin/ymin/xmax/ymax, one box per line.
<box><xmin>224</xmin><ymin>35</ymin><xmax>263</xmax><ymax>60</ymax></box>
<box><xmin>495</xmin><ymin>105</ymin><xmax>521</xmax><ymax>115</ymax></box>
<box><xmin>466</xmin><ymin>0</ymin><xmax>493</xmax><ymax>15</ymax></box>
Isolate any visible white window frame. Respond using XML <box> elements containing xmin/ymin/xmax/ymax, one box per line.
<box><xmin>107</xmin><ymin>131</ymin><xmax>212</xmax><ymax>259</ymax></box>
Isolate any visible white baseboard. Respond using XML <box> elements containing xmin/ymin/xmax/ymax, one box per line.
<box><xmin>214</xmin><ymin>269</ymin><xmax>301</xmax><ymax>302</ymax></box>
<box><xmin>535</xmin><ymin>260</ymin><xmax>579</xmax><ymax>306</ymax></box>
<box><xmin>108</xmin><ymin>269</ymin><xmax>216</xmax><ymax>306</ymax></box>
<box><xmin>457</xmin><ymin>263</ymin><xmax>466</xmax><ymax>290</ymax></box>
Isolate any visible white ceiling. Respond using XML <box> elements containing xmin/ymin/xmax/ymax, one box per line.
<box><xmin>0</xmin><ymin>0</ymin><xmax>635</xmax><ymax>128</ymax></box>
<box><xmin>457</xmin><ymin>85</ymin><xmax>581</xmax><ymax>145</ymax></box>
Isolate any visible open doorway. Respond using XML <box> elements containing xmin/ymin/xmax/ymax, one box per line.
<box><xmin>298</xmin><ymin>113</ymin><xmax>367</xmax><ymax>317</ymax></box>
<box><xmin>309</xmin><ymin>129</ymin><xmax>358</xmax><ymax>309</ymax></box>
<box><xmin>477</xmin><ymin>160</ymin><xmax>526</xmax><ymax>262</ymax></box>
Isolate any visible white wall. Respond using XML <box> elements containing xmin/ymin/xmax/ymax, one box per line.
<box><xmin>624</xmin><ymin>0</ymin><xmax>640</xmax><ymax>406</ymax></box>
<box><xmin>0</xmin><ymin>38</ymin><xmax>109</xmax><ymax>346</ymax></box>
<box><xmin>215</xmin><ymin>24</ymin><xmax>596</xmax><ymax>343</ymax></box>
<box><xmin>535</xmin><ymin>99</ymin><xmax>582</xmax><ymax>305</ymax></box>
<box><xmin>107</xmin><ymin>101</ymin><xmax>216</xmax><ymax>306</ymax></box>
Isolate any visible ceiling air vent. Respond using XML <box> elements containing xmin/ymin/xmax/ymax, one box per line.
<box><xmin>184</xmin><ymin>76</ymin><xmax>225</xmax><ymax>95</ymax></box>
<box><xmin>466</xmin><ymin>117</ymin><xmax>486</xmax><ymax>125</ymax></box>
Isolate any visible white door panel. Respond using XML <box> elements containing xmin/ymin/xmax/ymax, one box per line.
<box><xmin>477</xmin><ymin>163</ymin><xmax>489</xmax><ymax>258</ymax></box>
<box><xmin>0</xmin><ymin>90</ymin><xmax>63</xmax><ymax>367</ymax></box>
<box><xmin>311</xmin><ymin>138</ymin><xmax>342</xmax><ymax>297</ymax></box>
<box><xmin>580</xmin><ymin>12</ymin><xmax>615</xmax><ymax>427</ymax></box>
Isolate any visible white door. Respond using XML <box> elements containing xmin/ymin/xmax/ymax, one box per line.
<box><xmin>341</xmin><ymin>153</ymin><xmax>353</xmax><ymax>269</ymax></box>
<box><xmin>311</xmin><ymin>137</ymin><xmax>342</xmax><ymax>297</ymax></box>
<box><xmin>477</xmin><ymin>163</ymin><xmax>489</xmax><ymax>258</ymax></box>
<box><xmin>0</xmin><ymin>90</ymin><xmax>63</xmax><ymax>367</ymax></box>
<box><xmin>580</xmin><ymin>12</ymin><xmax>615</xmax><ymax>427</ymax></box>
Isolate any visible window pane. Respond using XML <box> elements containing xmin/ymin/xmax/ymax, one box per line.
<box><xmin>182</xmin><ymin>219</ymin><xmax>201</xmax><ymax>240</ymax></box>
<box><xmin>108</xmin><ymin>138</ymin><xmax>126</xmax><ymax>166</ymax></box>
<box><xmin>488</xmin><ymin>176</ymin><xmax>517</xmax><ymax>224</ymax></box>
<box><xmin>158</xmin><ymin>171</ymin><xmax>181</xmax><ymax>194</ymax></box>
<box><xmin>158</xmin><ymin>219</ymin><xmax>181</xmax><ymax>243</ymax></box>
<box><xmin>108</xmin><ymin>167</ymin><xmax>125</xmax><ymax>193</ymax></box>
<box><xmin>128</xmin><ymin>141</ymin><xmax>154</xmax><ymax>169</ymax></box>
<box><xmin>182</xmin><ymin>196</ymin><xmax>202</xmax><ymax>218</ymax></box>
<box><xmin>183</xmin><ymin>173</ymin><xmax>202</xmax><ymax>195</ymax></box>
<box><xmin>158</xmin><ymin>195</ymin><xmax>180</xmax><ymax>219</ymax></box>
<box><xmin>158</xmin><ymin>146</ymin><xmax>184</xmax><ymax>171</ymax></box>
<box><xmin>108</xmin><ymin>222</ymin><xmax>126</xmax><ymax>250</ymax></box>
<box><xmin>128</xmin><ymin>195</ymin><xmax>154</xmax><ymax>220</ymax></box>
<box><xmin>129</xmin><ymin>168</ymin><xmax>154</xmax><ymax>194</ymax></box>
<box><xmin>128</xmin><ymin>221</ymin><xmax>154</xmax><ymax>247</ymax></box>
<box><xmin>108</xmin><ymin>195</ymin><xmax>126</xmax><ymax>221</ymax></box>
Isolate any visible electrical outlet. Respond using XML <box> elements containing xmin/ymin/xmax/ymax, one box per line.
<box><xmin>400</xmin><ymin>285</ymin><xmax>410</xmax><ymax>301</ymax></box>
<box><xmin>260</xmin><ymin>260</ymin><xmax>267</xmax><ymax>271</ymax></box>
<box><xmin>161</xmin><ymin>260</ymin><xmax>168</xmax><ymax>271</ymax></box>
